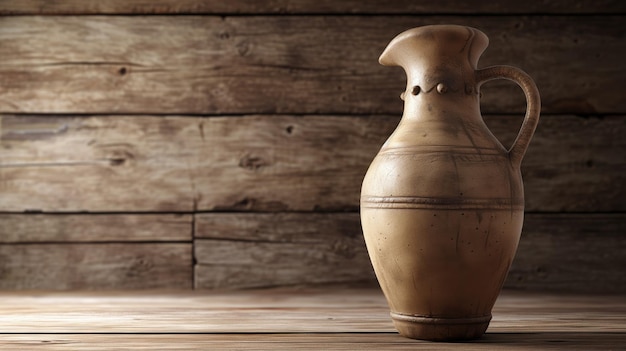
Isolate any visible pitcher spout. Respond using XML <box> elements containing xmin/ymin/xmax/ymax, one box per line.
<box><xmin>379</xmin><ymin>25</ymin><xmax>489</xmax><ymax>98</ymax></box>
<box><xmin>379</xmin><ymin>25</ymin><xmax>489</xmax><ymax>69</ymax></box>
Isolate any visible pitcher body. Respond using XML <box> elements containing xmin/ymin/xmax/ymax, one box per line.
<box><xmin>360</xmin><ymin>25</ymin><xmax>540</xmax><ymax>341</ymax></box>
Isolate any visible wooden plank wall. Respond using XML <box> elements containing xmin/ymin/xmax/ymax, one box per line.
<box><xmin>0</xmin><ymin>1</ymin><xmax>624</xmax><ymax>292</ymax></box>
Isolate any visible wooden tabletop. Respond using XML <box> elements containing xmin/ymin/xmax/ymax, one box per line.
<box><xmin>0</xmin><ymin>288</ymin><xmax>624</xmax><ymax>350</ymax></box>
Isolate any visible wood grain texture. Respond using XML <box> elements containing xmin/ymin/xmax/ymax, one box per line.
<box><xmin>0</xmin><ymin>16</ymin><xmax>623</xmax><ymax>114</ymax></box>
<box><xmin>3</xmin><ymin>333</ymin><xmax>626</xmax><ymax>351</ymax></box>
<box><xmin>1</xmin><ymin>0</ymin><xmax>624</xmax><ymax>14</ymax></box>
<box><xmin>0</xmin><ymin>332</ymin><xmax>626</xmax><ymax>351</ymax></box>
<box><xmin>0</xmin><ymin>289</ymin><xmax>392</xmax><ymax>333</ymax></box>
<box><xmin>194</xmin><ymin>213</ymin><xmax>375</xmax><ymax>289</ymax></box>
<box><xmin>0</xmin><ymin>5</ymin><xmax>622</xmax><ymax>296</ymax></box>
<box><xmin>1</xmin><ymin>115</ymin><xmax>623</xmax><ymax>212</ymax></box>
<box><xmin>507</xmin><ymin>213</ymin><xmax>626</xmax><ymax>293</ymax></box>
<box><xmin>193</xmin><ymin>213</ymin><xmax>626</xmax><ymax>293</ymax></box>
<box><xmin>488</xmin><ymin>115</ymin><xmax>626</xmax><ymax>212</ymax></box>
<box><xmin>0</xmin><ymin>289</ymin><xmax>623</xmax><ymax>333</ymax></box>
<box><xmin>0</xmin><ymin>243</ymin><xmax>192</xmax><ymax>289</ymax></box>
<box><xmin>0</xmin><ymin>114</ymin><xmax>386</xmax><ymax>212</ymax></box>
<box><xmin>1</xmin><ymin>333</ymin><xmax>625</xmax><ymax>351</ymax></box>
<box><xmin>0</xmin><ymin>289</ymin><xmax>623</xmax><ymax>350</ymax></box>
<box><xmin>0</xmin><ymin>214</ymin><xmax>191</xmax><ymax>242</ymax></box>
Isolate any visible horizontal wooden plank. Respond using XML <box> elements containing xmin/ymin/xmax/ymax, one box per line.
<box><xmin>194</xmin><ymin>213</ymin><xmax>626</xmax><ymax>293</ymax></box>
<box><xmin>0</xmin><ymin>214</ymin><xmax>191</xmax><ymax>242</ymax></box>
<box><xmin>0</xmin><ymin>289</ymin><xmax>623</xmax><ymax>334</ymax></box>
<box><xmin>0</xmin><ymin>289</ymin><xmax>392</xmax><ymax>333</ymax></box>
<box><xmin>0</xmin><ymin>290</ymin><xmax>623</xmax><ymax>350</ymax></box>
<box><xmin>1</xmin><ymin>0</ymin><xmax>624</xmax><ymax>15</ymax></box>
<box><xmin>1</xmin><ymin>333</ymin><xmax>625</xmax><ymax>351</ymax></box>
<box><xmin>506</xmin><ymin>213</ymin><xmax>626</xmax><ymax>293</ymax></box>
<box><xmin>0</xmin><ymin>16</ymin><xmax>623</xmax><ymax>114</ymax></box>
<box><xmin>490</xmin><ymin>115</ymin><xmax>626</xmax><ymax>212</ymax></box>
<box><xmin>1</xmin><ymin>115</ymin><xmax>623</xmax><ymax>212</ymax></box>
<box><xmin>194</xmin><ymin>213</ymin><xmax>376</xmax><ymax>289</ymax></box>
<box><xmin>0</xmin><ymin>243</ymin><xmax>192</xmax><ymax>289</ymax></box>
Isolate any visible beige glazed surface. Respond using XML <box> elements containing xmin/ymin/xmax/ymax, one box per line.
<box><xmin>360</xmin><ymin>25</ymin><xmax>540</xmax><ymax>341</ymax></box>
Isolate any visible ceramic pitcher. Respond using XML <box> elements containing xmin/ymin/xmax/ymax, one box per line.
<box><xmin>360</xmin><ymin>25</ymin><xmax>540</xmax><ymax>341</ymax></box>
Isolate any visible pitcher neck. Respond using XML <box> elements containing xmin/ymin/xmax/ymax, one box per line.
<box><xmin>379</xmin><ymin>25</ymin><xmax>489</xmax><ymax>115</ymax></box>
<box><xmin>400</xmin><ymin>85</ymin><xmax>483</xmax><ymax>123</ymax></box>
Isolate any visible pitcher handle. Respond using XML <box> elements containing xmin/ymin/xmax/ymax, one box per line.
<box><xmin>475</xmin><ymin>66</ymin><xmax>541</xmax><ymax>167</ymax></box>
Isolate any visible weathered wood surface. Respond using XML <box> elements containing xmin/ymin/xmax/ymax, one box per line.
<box><xmin>1</xmin><ymin>0</ymin><xmax>623</xmax><ymax>15</ymax></box>
<box><xmin>0</xmin><ymin>243</ymin><xmax>192</xmax><ymax>289</ymax></box>
<box><xmin>194</xmin><ymin>213</ymin><xmax>626</xmax><ymax>293</ymax></box>
<box><xmin>0</xmin><ymin>16</ymin><xmax>623</xmax><ymax>114</ymax></box>
<box><xmin>0</xmin><ymin>289</ymin><xmax>624</xmax><ymax>333</ymax></box>
<box><xmin>0</xmin><ymin>289</ymin><xmax>624</xmax><ymax>350</ymax></box>
<box><xmin>0</xmin><ymin>214</ymin><xmax>193</xmax><ymax>289</ymax></box>
<box><xmin>0</xmin><ymin>213</ymin><xmax>621</xmax><ymax>291</ymax></box>
<box><xmin>1</xmin><ymin>333</ymin><xmax>625</xmax><ymax>351</ymax></box>
<box><xmin>0</xmin><ymin>213</ymin><xmax>191</xmax><ymax>242</ymax></box>
<box><xmin>194</xmin><ymin>213</ymin><xmax>376</xmax><ymax>289</ymax></box>
<box><xmin>1</xmin><ymin>115</ymin><xmax>623</xmax><ymax>212</ymax></box>
<box><xmin>0</xmin><ymin>5</ymin><xmax>623</xmax><ymax>296</ymax></box>
<box><xmin>506</xmin><ymin>213</ymin><xmax>626</xmax><ymax>293</ymax></box>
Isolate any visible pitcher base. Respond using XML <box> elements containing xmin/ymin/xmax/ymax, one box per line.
<box><xmin>390</xmin><ymin>312</ymin><xmax>491</xmax><ymax>341</ymax></box>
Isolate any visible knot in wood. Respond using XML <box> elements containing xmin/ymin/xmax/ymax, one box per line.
<box><xmin>239</xmin><ymin>154</ymin><xmax>268</xmax><ymax>171</ymax></box>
